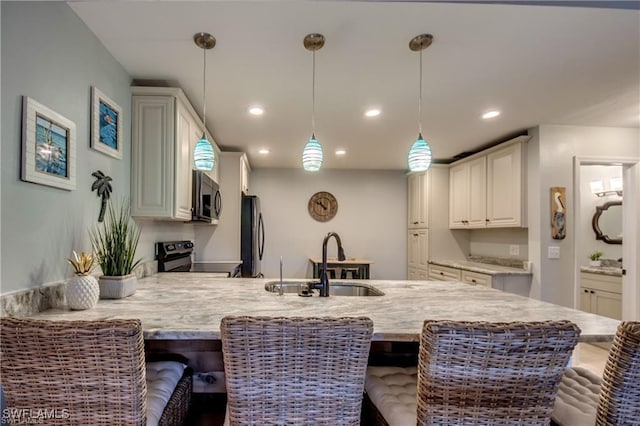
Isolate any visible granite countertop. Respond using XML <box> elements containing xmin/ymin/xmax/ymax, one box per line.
<box><xmin>428</xmin><ymin>259</ymin><xmax>532</xmax><ymax>276</ymax></box>
<box><xmin>27</xmin><ymin>273</ymin><xmax>618</xmax><ymax>342</ymax></box>
<box><xmin>580</xmin><ymin>266</ymin><xmax>623</xmax><ymax>277</ymax></box>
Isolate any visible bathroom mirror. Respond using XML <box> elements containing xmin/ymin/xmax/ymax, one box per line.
<box><xmin>592</xmin><ymin>201</ymin><xmax>622</xmax><ymax>244</ymax></box>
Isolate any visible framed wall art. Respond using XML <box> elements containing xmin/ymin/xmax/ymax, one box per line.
<box><xmin>91</xmin><ymin>86</ymin><xmax>122</xmax><ymax>159</ymax></box>
<box><xmin>21</xmin><ymin>96</ymin><xmax>76</xmax><ymax>191</ymax></box>
<box><xmin>551</xmin><ymin>186</ymin><xmax>567</xmax><ymax>240</ymax></box>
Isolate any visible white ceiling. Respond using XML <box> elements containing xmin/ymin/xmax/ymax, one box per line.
<box><xmin>68</xmin><ymin>1</ymin><xmax>640</xmax><ymax>170</ymax></box>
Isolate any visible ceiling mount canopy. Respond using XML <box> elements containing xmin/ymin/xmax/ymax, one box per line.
<box><xmin>193</xmin><ymin>32</ymin><xmax>216</xmax><ymax>171</ymax></box>
<box><xmin>302</xmin><ymin>33</ymin><xmax>325</xmax><ymax>172</ymax></box>
<box><xmin>407</xmin><ymin>33</ymin><xmax>434</xmax><ymax>173</ymax></box>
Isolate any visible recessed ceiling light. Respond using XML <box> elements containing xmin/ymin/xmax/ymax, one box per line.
<box><xmin>258</xmin><ymin>148</ymin><xmax>270</xmax><ymax>155</ymax></box>
<box><xmin>482</xmin><ymin>110</ymin><xmax>501</xmax><ymax>119</ymax></box>
<box><xmin>365</xmin><ymin>108</ymin><xmax>381</xmax><ymax>118</ymax></box>
<box><xmin>335</xmin><ymin>149</ymin><xmax>346</xmax><ymax>156</ymax></box>
<box><xmin>248</xmin><ymin>106</ymin><xmax>264</xmax><ymax>115</ymax></box>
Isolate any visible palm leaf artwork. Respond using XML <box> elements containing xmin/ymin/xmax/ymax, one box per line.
<box><xmin>91</xmin><ymin>170</ymin><xmax>113</xmax><ymax>222</ymax></box>
<box><xmin>89</xmin><ymin>199</ymin><xmax>142</xmax><ymax>277</ymax></box>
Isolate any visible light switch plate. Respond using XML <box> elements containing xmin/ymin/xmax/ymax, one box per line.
<box><xmin>548</xmin><ymin>246</ymin><xmax>560</xmax><ymax>259</ymax></box>
<box><xmin>509</xmin><ymin>245</ymin><xmax>520</xmax><ymax>256</ymax></box>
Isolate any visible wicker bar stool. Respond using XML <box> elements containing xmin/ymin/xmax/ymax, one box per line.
<box><xmin>221</xmin><ymin>316</ymin><xmax>373</xmax><ymax>425</ymax></box>
<box><xmin>552</xmin><ymin>321</ymin><xmax>640</xmax><ymax>426</ymax></box>
<box><xmin>0</xmin><ymin>318</ymin><xmax>192</xmax><ymax>426</ymax></box>
<box><xmin>365</xmin><ymin>320</ymin><xmax>581</xmax><ymax>425</ymax></box>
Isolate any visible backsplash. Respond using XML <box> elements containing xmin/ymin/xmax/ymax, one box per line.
<box><xmin>468</xmin><ymin>255</ymin><xmax>529</xmax><ymax>270</ymax></box>
<box><xmin>0</xmin><ymin>260</ymin><xmax>158</xmax><ymax>317</ymax></box>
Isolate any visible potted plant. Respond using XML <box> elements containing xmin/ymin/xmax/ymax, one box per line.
<box><xmin>90</xmin><ymin>199</ymin><xmax>142</xmax><ymax>299</ymax></box>
<box><xmin>589</xmin><ymin>251</ymin><xmax>604</xmax><ymax>267</ymax></box>
<box><xmin>66</xmin><ymin>251</ymin><xmax>100</xmax><ymax>310</ymax></box>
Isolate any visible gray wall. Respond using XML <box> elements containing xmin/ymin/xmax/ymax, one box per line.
<box><xmin>1</xmin><ymin>2</ymin><xmax>133</xmax><ymax>294</ymax></box>
<box><xmin>250</xmin><ymin>168</ymin><xmax>407</xmax><ymax>279</ymax></box>
<box><xmin>527</xmin><ymin>125</ymin><xmax>639</xmax><ymax>306</ymax></box>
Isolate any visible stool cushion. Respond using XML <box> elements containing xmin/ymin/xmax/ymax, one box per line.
<box><xmin>551</xmin><ymin>367</ymin><xmax>601</xmax><ymax>426</ymax></box>
<box><xmin>146</xmin><ymin>361</ymin><xmax>187</xmax><ymax>426</ymax></box>
<box><xmin>365</xmin><ymin>366</ymin><xmax>417</xmax><ymax>426</ymax></box>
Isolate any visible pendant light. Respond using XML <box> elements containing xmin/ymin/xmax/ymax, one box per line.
<box><xmin>407</xmin><ymin>33</ymin><xmax>433</xmax><ymax>172</ymax></box>
<box><xmin>193</xmin><ymin>32</ymin><xmax>216</xmax><ymax>171</ymax></box>
<box><xmin>302</xmin><ymin>33</ymin><xmax>325</xmax><ymax>172</ymax></box>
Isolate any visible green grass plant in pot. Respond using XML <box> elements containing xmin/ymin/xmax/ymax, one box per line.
<box><xmin>66</xmin><ymin>251</ymin><xmax>100</xmax><ymax>310</ymax></box>
<box><xmin>90</xmin><ymin>199</ymin><xmax>142</xmax><ymax>299</ymax></box>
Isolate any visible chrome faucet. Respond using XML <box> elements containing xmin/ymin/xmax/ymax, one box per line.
<box><xmin>314</xmin><ymin>232</ymin><xmax>346</xmax><ymax>297</ymax></box>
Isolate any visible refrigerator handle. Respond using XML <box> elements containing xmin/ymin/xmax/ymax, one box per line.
<box><xmin>258</xmin><ymin>213</ymin><xmax>265</xmax><ymax>260</ymax></box>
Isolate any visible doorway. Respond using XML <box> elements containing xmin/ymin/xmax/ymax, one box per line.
<box><xmin>574</xmin><ymin>157</ymin><xmax>640</xmax><ymax>321</ymax></box>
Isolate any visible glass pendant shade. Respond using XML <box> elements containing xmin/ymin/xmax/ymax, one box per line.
<box><xmin>194</xmin><ymin>133</ymin><xmax>215</xmax><ymax>171</ymax></box>
<box><xmin>302</xmin><ymin>135</ymin><xmax>323</xmax><ymax>171</ymax></box>
<box><xmin>408</xmin><ymin>133</ymin><xmax>432</xmax><ymax>172</ymax></box>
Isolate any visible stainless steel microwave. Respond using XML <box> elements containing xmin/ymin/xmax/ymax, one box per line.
<box><xmin>192</xmin><ymin>170</ymin><xmax>221</xmax><ymax>224</ymax></box>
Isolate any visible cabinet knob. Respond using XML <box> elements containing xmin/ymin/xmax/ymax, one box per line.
<box><xmin>584</xmin><ymin>289</ymin><xmax>589</xmax><ymax>293</ymax></box>
<box><xmin>413</xmin><ymin>221</ymin><xmax>419</xmax><ymax>225</ymax></box>
<box><xmin>471</xmin><ymin>279</ymin><xmax>477</xmax><ymax>283</ymax></box>
<box><xmin>485</xmin><ymin>219</ymin><xmax>490</xmax><ymax>222</ymax></box>
<box><xmin>591</xmin><ymin>290</ymin><xmax>595</xmax><ymax>294</ymax></box>
<box><xmin>439</xmin><ymin>272</ymin><xmax>444</xmax><ymax>275</ymax></box>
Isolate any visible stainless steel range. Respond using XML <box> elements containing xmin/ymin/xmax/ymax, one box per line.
<box><xmin>156</xmin><ymin>240</ymin><xmax>241</xmax><ymax>276</ymax></box>
<box><xmin>156</xmin><ymin>241</ymin><xmax>194</xmax><ymax>272</ymax></box>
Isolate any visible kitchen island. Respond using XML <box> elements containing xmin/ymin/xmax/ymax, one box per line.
<box><xmin>29</xmin><ymin>273</ymin><xmax>619</xmax><ymax>342</ymax></box>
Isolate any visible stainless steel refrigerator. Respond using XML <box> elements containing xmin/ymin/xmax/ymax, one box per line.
<box><xmin>241</xmin><ymin>195</ymin><xmax>264</xmax><ymax>277</ymax></box>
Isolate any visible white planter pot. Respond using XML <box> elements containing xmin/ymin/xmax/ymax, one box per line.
<box><xmin>589</xmin><ymin>260</ymin><xmax>602</xmax><ymax>267</ymax></box>
<box><xmin>99</xmin><ymin>274</ymin><xmax>137</xmax><ymax>299</ymax></box>
<box><xmin>66</xmin><ymin>275</ymin><xmax>100</xmax><ymax>310</ymax></box>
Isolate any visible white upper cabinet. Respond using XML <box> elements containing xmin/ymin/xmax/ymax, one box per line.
<box><xmin>486</xmin><ymin>142</ymin><xmax>523</xmax><ymax>227</ymax></box>
<box><xmin>449</xmin><ymin>136</ymin><xmax>529</xmax><ymax>229</ymax></box>
<box><xmin>449</xmin><ymin>157</ymin><xmax>486</xmax><ymax>228</ymax></box>
<box><xmin>408</xmin><ymin>172</ymin><xmax>429</xmax><ymax>229</ymax></box>
<box><xmin>131</xmin><ymin>86</ymin><xmax>220</xmax><ymax>221</ymax></box>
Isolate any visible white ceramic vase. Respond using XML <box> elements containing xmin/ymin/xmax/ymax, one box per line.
<box><xmin>99</xmin><ymin>274</ymin><xmax>137</xmax><ymax>299</ymax></box>
<box><xmin>66</xmin><ymin>275</ymin><xmax>100</xmax><ymax>310</ymax></box>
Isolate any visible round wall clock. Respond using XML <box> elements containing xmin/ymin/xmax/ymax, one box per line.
<box><xmin>308</xmin><ymin>191</ymin><xmax>338</xmax><ymax>222</ymax></box>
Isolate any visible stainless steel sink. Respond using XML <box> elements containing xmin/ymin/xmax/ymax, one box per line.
<box><xmin>265</xmin><ymin>281</ymin><xmax>384</xmax><ymax>296</ymax></box>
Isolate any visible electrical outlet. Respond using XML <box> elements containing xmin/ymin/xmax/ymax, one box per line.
<box><xmin>548</xmin><ymin>246</ymin><xmax>560</xmax><ymax>259</ymax></box>
<box><xmin>509</xmin><ymin>245</ymin><xmax>520</xmax><ymax>256</ymax></box>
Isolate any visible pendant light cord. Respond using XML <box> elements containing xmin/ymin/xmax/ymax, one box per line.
<box><xmin>311</xmin><ymin>49</ymin><xmax>316</xmax><ymax>135</ymax></box>
<box><xmin>202</xmin><ymin>43</ymin><xmax>207</xmax><ymax>129</ymax></box>
<box><xmin>418</xmin><ymin>47</ymin><xmax>422</xmax><ymax>135</ymax></box>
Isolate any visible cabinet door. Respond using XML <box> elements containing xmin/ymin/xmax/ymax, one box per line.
<box><xmin>486</xmin><ymin>143</ymin><xmax>522</xmax><ymax>227</ymax></box>
<box><xmin>131</xmin><ymin>96</ymin><xmax>175</xmax><ymax>218</ymax></box>
<box><xmin>580</xmin><ymin>288</ymin><xmax>592</xmax><ymax>313</ymax></box>
<box><xmin>467</xmin><ymin>157</ymin><xmax>487</xmax><ymax>228</ymax></box>
<box><xmin>408</xmin><ymin>267</ymin><xmax>428</xmax><ymax>281</ymax></box>
<box><xmin>407</xmin><ymin>230</ymin><xmax>429</xmax><ymax>270</ymax></box>
<box><xmin>408</xmin><ymin>172</ymin><xmax>428</xmax><ymax>228</ymax></box>
<box><xmin>175</xmin><ymin>103</ymin><xmax>195</xmax><ymax>220</ymax></box>
<box><xmin>592</xmin><ymin>289</ymin><xmax>622</xmax><ymax>320</ymax></box>
<box><xmin>240</xmin><ymin>155</ymin><xmax>249</xmax><ymax>194</ymax></box>
<box><xmin>449</xmin><ymin>164</ymin><xmax>469</xmax><ymax>228</ymax></box>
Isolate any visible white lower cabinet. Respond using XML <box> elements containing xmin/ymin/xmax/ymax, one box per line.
<box><xmin>407</xmin><ymin>230</ymin><xmax>429</xmax><ymax>279</ymax></box>
<box><xmin>408</xmin><ymin>268</ymin><xmax>428</xmax><ymax>280</ymax></box>
<box><xmin>428</xmin><ymin>263</ymin><xmax>531</xmax><ymax>297</ymax></box>
<box><xmin>580</xmin><ymin>272</ymin><xmax>622</xmax><ymax>320</ymax></box>
<box><xmin>461</xmin><ymin>270</ymin><xmax>491</xmax><ymax>288</ymax></box>
<box><xmin>428</xmin><ymin>264</ymin><xmax>461</xmax><ymax>281</ymax></box>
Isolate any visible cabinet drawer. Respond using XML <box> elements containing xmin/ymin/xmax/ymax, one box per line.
<box><xmin>461</xmin><ymin>271</ymin><xmax>492</xmax><ymax>287</ymax></box>
<box><xmin>428</xmin><ymin>265</ymin><xmax>461</xmax><ymax>281</ymax></box>
<box><xmin>580</xmin><ymin>272</ymin><xmax>622</xmax><ymax>294</ymax></box>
